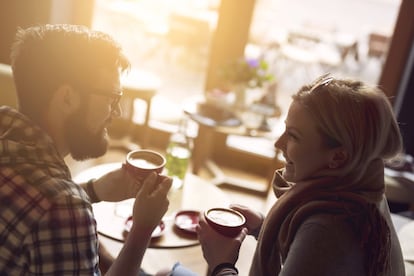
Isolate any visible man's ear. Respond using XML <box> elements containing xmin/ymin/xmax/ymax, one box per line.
<box><xmin>329</xmin><ymin>147</ymin><xmax>349</xmax><ymax>169</ymax></box>
<box><xmin>53</xmin><ymin>85</ymin><xmax>80</xmax><ymax>115</ymax></box>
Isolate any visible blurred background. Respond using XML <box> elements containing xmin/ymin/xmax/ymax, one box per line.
<box><xmin>0</xmin><ymin>0</ymin><xmax>405</xmax><ymax>124</ymax></box>
<box><xmin>1</xmin><ymin>0</ymin><xmax>412</xmax><ymax>187</ymax></box>
<box><xmin>1</xmin><ymin>1</ymin><xmax>413</xmax><ymax>274</ymax></box>
<box><xmin>90</xmin><ymin>0</ymin><xmax>401</xmax><ymax>123</ymax></box>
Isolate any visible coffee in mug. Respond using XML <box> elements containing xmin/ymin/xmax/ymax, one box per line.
<box><xmin>124</xmin><ymin>149</ymin><xmax>166</xmax><ymax>179</ymax></box>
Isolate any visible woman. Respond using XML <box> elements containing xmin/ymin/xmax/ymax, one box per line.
<box><xmin>196</xmin><ymin>74</ymin><xmax>405</xmax><ymax>276</ymax></box>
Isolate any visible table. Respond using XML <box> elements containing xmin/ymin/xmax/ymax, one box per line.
<box><xmin>74</xmin><ymin>162</ymin><xmax>230</xmax><ymax>249</ymax></box>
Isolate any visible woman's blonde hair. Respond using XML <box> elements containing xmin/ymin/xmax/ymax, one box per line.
<box><xmin>293</xmin><ymin>75</ymin><xmax>402</xmax><ymax>172</ymax></box>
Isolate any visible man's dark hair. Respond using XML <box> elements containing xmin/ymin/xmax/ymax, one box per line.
<box><xmin>10</xmin><ymin>24</ymin><xmax>130</xmax><ymax>123</ymax></box>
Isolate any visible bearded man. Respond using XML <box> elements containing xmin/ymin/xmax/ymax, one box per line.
<box><xmin>0</xmin><ymin>24</ymin><xmax>172</xmax><ymax>275</ymax></box>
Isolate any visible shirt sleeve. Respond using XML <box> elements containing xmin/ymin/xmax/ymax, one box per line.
<box><xmin>213</xmin><ymin>267</ymin><xmax>239</xmax><ymax>276</ymax></box>
<box><xmin>27</xmin><ymin>194</ymin><xmax>100</xmax><ymax>275</ymax></box>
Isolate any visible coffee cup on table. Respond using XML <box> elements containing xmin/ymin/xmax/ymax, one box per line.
<box><xmin>124</xmin><ymin>149</ymin><xmax>166</xmax><ymax>179</ymax></box>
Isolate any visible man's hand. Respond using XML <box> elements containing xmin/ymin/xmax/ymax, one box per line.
<box><xmin>131</xmin><ymin>173</ymin><xmax>172</xmax><ymax>234</ymax></box>
<box><xmin>90</xmin><ymin>165</ymin><xmax>147</xmax><ymax>202</ymax></box>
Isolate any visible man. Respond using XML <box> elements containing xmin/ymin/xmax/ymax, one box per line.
<box><xmin>0</xmin><ymin>24</ymin><xmax>172</xmax><ymax>275</ymax></box>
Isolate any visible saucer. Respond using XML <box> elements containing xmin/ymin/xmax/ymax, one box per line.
<box><xmin>174</xmin><ymin>210</ymin><xmax>200</xmax><ymax>234</ymax></box>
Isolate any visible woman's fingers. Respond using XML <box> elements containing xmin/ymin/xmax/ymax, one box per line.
<box><xmin>236</xmin><ymin>227</ymin><xmax>248</xmax><ymax>243</ymax></box>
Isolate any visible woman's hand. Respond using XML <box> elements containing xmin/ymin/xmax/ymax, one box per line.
<box><xmin>196</xmin><ymin>214</ymin><xmax>248</xmax><ymax>270</ymax></box>
<box><xmin>131</xmin><ymin>173</ymin><xmax>172</xmax><ymax>233</ymax></box>
<box><xmin>230</xmin><ymin>204</ymin><xmax>264</xmax><ymax>236</ymax></box>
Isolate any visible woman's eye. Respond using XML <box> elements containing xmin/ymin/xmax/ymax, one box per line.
<box><xmin>287</xmin><ymin>131</ymin><xmax>298</xmax><ymax>140</ymax></box>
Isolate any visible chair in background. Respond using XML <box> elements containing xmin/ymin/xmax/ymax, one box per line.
<box><xmin>367</xmin><ymin>32</ymin><xmax>391</xmax><ymax>60</ymax></box>
<box><xmin>384</xmin><ymin>153</ymin><xmax>414</xmax><ymax>213</ymax></box>
<box><xmin>0</xmin><ymin>63</ymin><xmax>17</xmax><ymax>108</ymax></box>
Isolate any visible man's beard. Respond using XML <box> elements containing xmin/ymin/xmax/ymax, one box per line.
<box><xmin>65</xmin><ymin>108</ymin><xmax>109</xmax><ymax>161</ymax></box>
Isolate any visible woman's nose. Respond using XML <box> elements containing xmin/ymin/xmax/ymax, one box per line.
<box><xmin>274</xmin><ymin>132</ymin><xmax>286</xmax><ymax>150</ymax></box>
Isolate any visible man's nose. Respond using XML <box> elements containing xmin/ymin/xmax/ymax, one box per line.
<box><xmin>111</xmin><ymin>103</ymin><xmax>122</xmax><ymax>117</ymax></box>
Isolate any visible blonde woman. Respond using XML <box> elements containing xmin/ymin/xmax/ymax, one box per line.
<box><xmin>197</xmin><ymin>74</ymin><xmax>405</xmax><ymax>276</ymax></box>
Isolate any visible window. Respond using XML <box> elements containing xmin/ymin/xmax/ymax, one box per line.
<box><xmin>92</xmin><ymin>0</ymin><xmax>401</xmax><ymax>124</ymax></box>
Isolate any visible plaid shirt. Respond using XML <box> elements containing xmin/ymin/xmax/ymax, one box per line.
<box><xmin>0</xmin><ymin>106</ymin><xmax>99</xmax><ymax>275</ymax></box>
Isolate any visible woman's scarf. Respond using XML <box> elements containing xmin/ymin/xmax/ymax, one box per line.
<box><xmin>249</xmin><ymin>159</ymin><xmax>390</xmax><ymax>276</ymax></box>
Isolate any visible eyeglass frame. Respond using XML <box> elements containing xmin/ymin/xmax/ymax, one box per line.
<box><xmin>309</xmin><ymin>73</ymin><xmax>334</xmax><ymax>93</ymax></box>
<box><xmin>87</xmin><ymin>89</ymin><xmax>123</xmax><ymax>111</ymax></box>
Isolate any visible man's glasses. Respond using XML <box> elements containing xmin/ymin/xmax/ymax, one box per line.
<box><xmin>309</xmin><ymin>73</ymin><xmax>334</xmax><ymax>93</ymax></box>
<box><xmin>88</xmin><ymin>89</ymin><xmax>123</xmax><ymax>111</ymax></box>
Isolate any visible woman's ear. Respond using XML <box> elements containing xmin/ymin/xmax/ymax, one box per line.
<box><xmin>329</xmin><ymin>147</ymin><xmax>349</xmax><ymax>169</ymax></box>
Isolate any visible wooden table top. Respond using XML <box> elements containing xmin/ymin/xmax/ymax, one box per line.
<box><xmin>74</xmin><ymin>162</ymin><xmax>230</xmax><ymax>248</ymax></box>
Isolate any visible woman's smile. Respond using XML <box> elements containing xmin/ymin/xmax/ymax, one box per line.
<box><xmin>275</xmin><ymin>101</ymin><xmax>336</xmax><ymax>182</ymax></box>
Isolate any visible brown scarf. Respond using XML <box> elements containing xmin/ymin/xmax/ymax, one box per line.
<box><xmin>249</xmin><ymin>159</ymin><xmax>390</xmax><ymax>276</ymax></box>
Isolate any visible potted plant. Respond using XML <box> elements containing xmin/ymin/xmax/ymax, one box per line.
<box><xmin>218</xmin><ymin>57</ymin><xmax>274</xmax><ymax>107</ymax></box>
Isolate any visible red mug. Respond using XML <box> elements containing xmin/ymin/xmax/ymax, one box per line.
<box><xmin>204</xmin><ymin>207</ymin><xmax>246</xmax><ymax>237</ymax></box>
<box><xmin>124</xmin><ymin>149</ymin><xmax>166</xmax><ymax>179</ymax></box>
